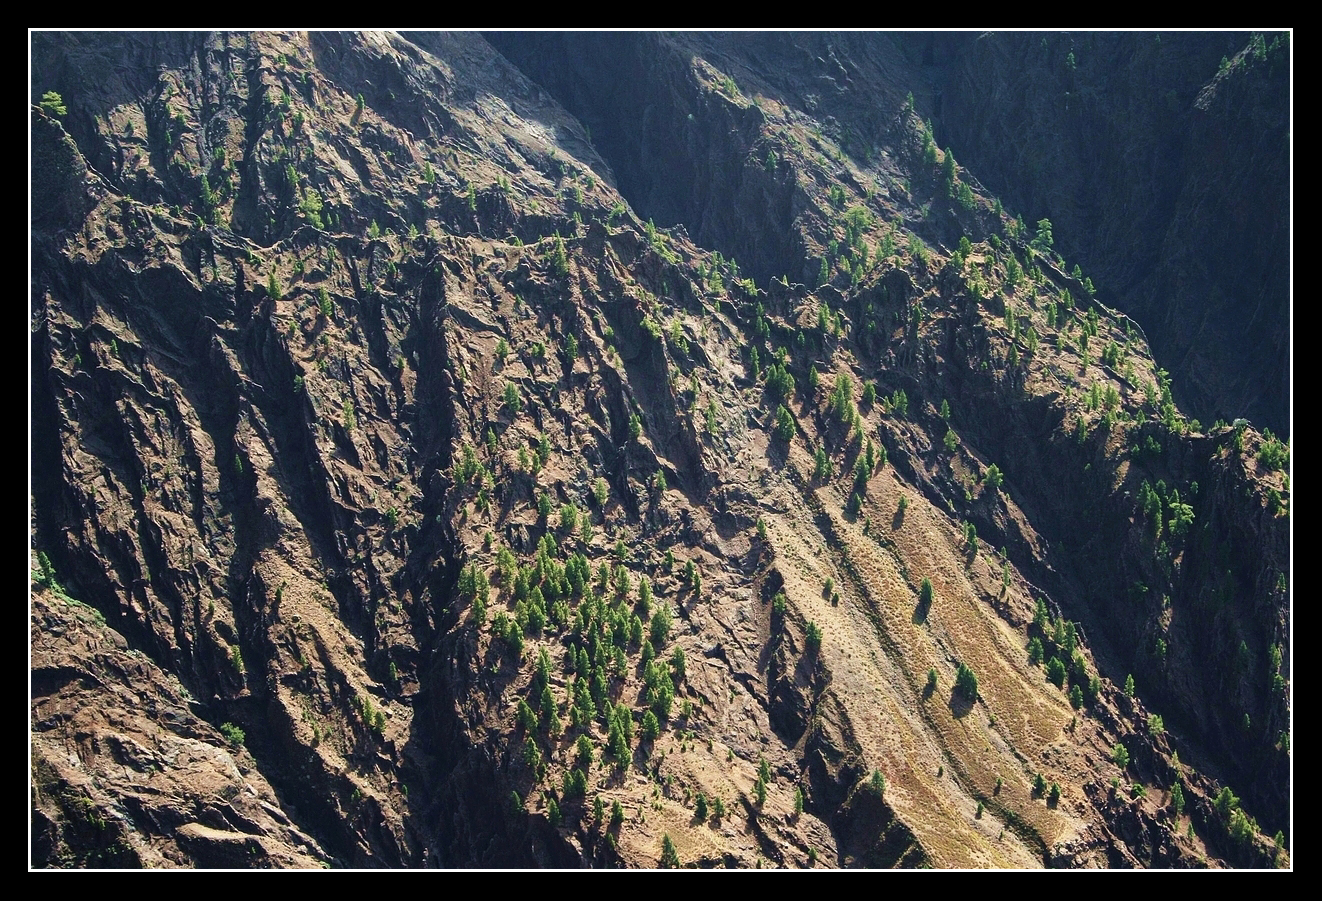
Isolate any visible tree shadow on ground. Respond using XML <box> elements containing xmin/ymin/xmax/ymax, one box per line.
<box><xmin>948</xmin><ymin>689</ymin><xmax>976</xmax><ymax>719</ymax></box>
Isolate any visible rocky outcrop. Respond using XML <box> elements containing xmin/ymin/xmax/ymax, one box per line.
<box><xmin>31</xmin><ymin>580</ymin><xmax>332</xmax><ymax>868</ymax></box>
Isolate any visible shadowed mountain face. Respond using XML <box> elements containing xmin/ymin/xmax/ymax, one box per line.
<box><xmin>30</xmin><ymin>31</ymin><xmax>1290</xmax><ymax>869</ymax></box>
<box><xmin>918</xmin><ymin>31</ymin><xmax>1288</xmax><ymax>439</ymax></box>
<box><xmin>488</xmin><ymin>31</ymin><xmax>1290</xmax><ymax>439</ymax></box>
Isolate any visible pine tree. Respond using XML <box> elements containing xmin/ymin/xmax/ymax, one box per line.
<box><xmin>641</xmin><ymin>709</ymin><xmax>660</xmax><ymax>741</ymax></box>
<box><xmin>1027</xmin><ymin>636</ymin><xmax>1044</xmax><ymax>666</ymax></box>
<box><xmin>805</xmin><ymin>621</ymin><xmax>823</xmax><ymax>654</ymax></box>
<box><xmin>660</xmin><ymin>834</ymin><xmax>681</xmax><ymax>868</ymax></box>
<box><xmin>503</xmin><ymin>381</ymin><xmax>521</xmax><ymax>414</ymax></box>
<box><xmin>955</xmin><ymin>663</ymin><xmax>978</xmax><ymax>699</ymax></box>
<box><xmin>39</xmin><ymin>91</ymin><xmax>67</xmax><ymax>117</ymax></box>
<box><xmin>550</xmin><ymin>233</ymin><xmax>569</xmax><ymax>277</ymax></box>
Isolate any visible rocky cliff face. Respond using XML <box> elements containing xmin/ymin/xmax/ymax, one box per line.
<box><xmin>925</xmin><ymin>31</ymin><xmax>1289</xmax><ymax>438</ymax></box>
<box><xmin>30</xmin><ymin>31</ymin><xmax>1289</xmax><ymax>869</ymax></box>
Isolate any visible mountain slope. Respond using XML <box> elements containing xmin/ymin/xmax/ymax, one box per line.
<box><xmin>30</xmin><ymin>30</ymin><xmax>1290</xmax><ymax>869</ymax></box>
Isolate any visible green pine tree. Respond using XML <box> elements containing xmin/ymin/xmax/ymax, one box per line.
<box><xmin>660</xmin><ymin>833</ymin><xmax>681</xmax><ymax>868</ymax></box>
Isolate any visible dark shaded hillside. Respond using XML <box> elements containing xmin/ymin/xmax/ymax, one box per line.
<box><xmin>920</xmin><ymin>31</ymin><xmax>1289</xmax><ymax>438</ymax></box>
<box><xmin>490</xmin><ymin>31</ymin><xmax>1290</xmax><ymax>440</ymax></box>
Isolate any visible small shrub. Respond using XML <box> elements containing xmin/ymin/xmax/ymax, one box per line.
<box><xmin>219</xmin><ymin>722</ymin><xmax>245</xmax><ymax>746</ymax></box>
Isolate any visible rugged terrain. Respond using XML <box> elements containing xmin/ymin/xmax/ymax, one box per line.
<box><xmin>920</xmin><ymin>32</ymin><xmax>1290</xmax><ymax>438</ymax></box>
<box><xmin>30</xmin><ymin>31</ymin><xmax>1290</xmax><ymax>869</ymax></box>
